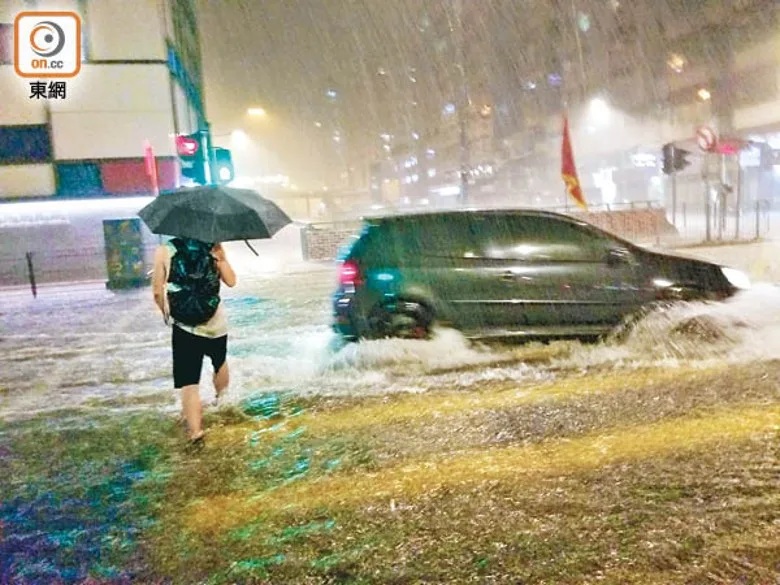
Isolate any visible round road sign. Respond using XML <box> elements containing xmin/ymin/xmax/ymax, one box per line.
<box><xmin>696</xmin><ymin>126</ymin><xmax>716</xmax><ymax>152</ymax></box>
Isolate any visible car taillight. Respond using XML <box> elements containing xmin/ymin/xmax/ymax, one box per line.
<box><xmin>339</xmin><ymin>260</ymin><xmax>362</xmax><ymax>286</ymax></box>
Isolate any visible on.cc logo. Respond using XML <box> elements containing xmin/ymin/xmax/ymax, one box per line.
<box><xmin>29</xmin><ymin>21</ymin><xmax>66</xmax><ymax>57</ymax></box>
<box><xmin>14</xmin><ymin>11</ymin><xmax>81</xmax><ymax>78</ymax></box>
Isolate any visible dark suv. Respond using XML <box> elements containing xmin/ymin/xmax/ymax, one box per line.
<box><xmin>332</xmin><ymin>209</ymin><xmax>750</xmax><ymax>341</ymax></box>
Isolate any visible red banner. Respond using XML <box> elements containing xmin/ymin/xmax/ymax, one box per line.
<box><xmin>561</xmin><ymin>115</ymin><xmax>587</xmax><ymax>209</ymax></box>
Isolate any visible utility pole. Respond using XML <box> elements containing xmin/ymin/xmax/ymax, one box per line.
<box><xmin>712</xmin><ymin>19</ymin><xmax>736</xmax><ymax>241</ymax></box>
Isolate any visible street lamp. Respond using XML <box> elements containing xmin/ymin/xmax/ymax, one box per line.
<box><xmin>247</xmin><ymin>107</ymin><xmax>267</xmax><ymax>118</ymax></box>
<box><xmin>588</xmin><ymin>97</ymin><xmax>611</xmax><ymax>126</ymax></box>
<box><xmin>230</xmin><ymin>129</ymin><xmax>250</xmax><ymax>149</ymax></box>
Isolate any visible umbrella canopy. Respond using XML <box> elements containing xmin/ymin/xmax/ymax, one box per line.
<box><xmin>137</xmin><ymin>185</ymin><xmax>292</xmax><ymax>243</ymax></box>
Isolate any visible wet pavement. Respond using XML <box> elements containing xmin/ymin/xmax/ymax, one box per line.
<box><xmin>2</xmin><ymin>241</ymin><xmax>780</xmax><ymax>423</ymax></box>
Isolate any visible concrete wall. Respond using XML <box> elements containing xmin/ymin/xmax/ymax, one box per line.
<box><xmin>300</xmin><ymin>209</ymin><xmax>680</xmax><ymax>262</ymax></box>
<box><xmin>572</xmin><ymin>209</ymin><xmax>679</xmax><ymax>243</ymax></box>
<box><xmin>301</xmin><ymin>226</ymin><xmax>360</xmax><ymax>262</ymax></box>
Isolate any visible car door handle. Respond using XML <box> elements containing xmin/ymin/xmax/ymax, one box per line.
<box><xmin>499</xmin><ymin>271</ymin><xmax>516</xmax><ymax>281</ymax></box>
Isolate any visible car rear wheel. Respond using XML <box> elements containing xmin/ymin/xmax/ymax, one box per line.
<box><xmin>366</xmin><ymin>299</ymin><xmax>434</xmax><ymax>340</ymax></box>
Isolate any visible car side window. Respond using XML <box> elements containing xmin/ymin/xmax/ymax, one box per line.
<box><xmin>403</xmin><ymin>215</ymin><xmax>479</xmax><ymax>259</ymax></box>
<box><xmin>476</xmin><ymin>214</ymin><xmax>613</xmax><ymax>262</ymax></box>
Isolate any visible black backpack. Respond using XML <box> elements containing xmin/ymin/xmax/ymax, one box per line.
<box><xmin>167</xmin><ymin>238</ymin><xmax>221</xmax><ymax>326</ymax></box>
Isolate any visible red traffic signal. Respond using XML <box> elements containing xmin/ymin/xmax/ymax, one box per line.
<box><xmin>176</xmin><ymin>132</ymin><xmax>206</xmax><ymax>184</ymax></box>
<box><xmin>175</xmin><ymin>134</ymin><xmax>200</xmax><ymax>157</ymax></box>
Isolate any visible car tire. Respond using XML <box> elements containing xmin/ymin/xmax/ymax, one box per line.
<box><xmin>366</xmin><ymin>299</ymin><xmax>434</xmax><ymax>340</ymax></box>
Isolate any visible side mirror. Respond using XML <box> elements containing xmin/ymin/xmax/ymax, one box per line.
<box><xmin>606</xmin><ymin>247</ymin><xmax>633</xmax><ymax>266</ymax></box>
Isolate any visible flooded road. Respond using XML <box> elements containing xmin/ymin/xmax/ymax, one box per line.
<box><xmin>2</xmin><ymin>265</ymin><xmax>780</xmax><ymax>423</ymax></box>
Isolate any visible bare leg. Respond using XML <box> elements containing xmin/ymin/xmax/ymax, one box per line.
<box><xmin>180</xmin><ymin>384</ymin><xmax>203</xmax><ymax>440</ymax></box>
<box><xmin>213</xmin><ymin>361</ymin><xmax>229</xmax><ymax>404</ymax></box>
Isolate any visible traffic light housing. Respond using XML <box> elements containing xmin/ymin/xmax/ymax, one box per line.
<box><xmin>213</xmin><ymin>147</ymin><xmax>234</xmax><ymax>184</ymax></box>
<box><xmin>662</xmin><ymin>143</ymin><xmax>692</xmax><ymax>175</ymax></box>
<box><xmin>176</xmin><ymin>132</ymin><xmax>207</xmax><ymax>184</ymax></box>
<box><xmin>673</xmin><ymin>147</ymin><xmax>691</xmax><ymax>172</ymax></box>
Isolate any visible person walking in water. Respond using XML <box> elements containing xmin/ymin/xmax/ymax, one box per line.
<box><xmin>152</xmin><ymin>238</ymin><xmax>236</xmax><ymax>446</ymax></box>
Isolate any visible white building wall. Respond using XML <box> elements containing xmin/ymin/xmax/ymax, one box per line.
<box><xmin>86</xmin><ymin>0</ymin><xmax>166</xmax><ymax>61</ymax></box>
<box><xmin>733</xmin><ymin>34</ymin><xmax>780</xmax><ymax>133</ymax></box>
<box><xmin>9</xmin><ymin>0</ymin><xmax>82</xmax><ymax>19</ymax></box>
<box><xmin>0</xmin><ymin>68</ymin><xmax>47</xmax><ymax>125</ymax></box>
<box><xmin>0</xmin><ymin>164</ymin><xmax>55</xmax><ymax>198</ymax></box>
<box><xmin>0</xmin><ymin>0</ymin><xmax>29</xmax><ymax>22</ymax></box>
<box><xmin>172</xmin><ymin>78</ymin><xmax>196</xmax><ymax>134</ymax></box>
<box><xmin>49</xmin><ymin>63</ymin><xmax>175</xmax><ymax>158</ymax></box>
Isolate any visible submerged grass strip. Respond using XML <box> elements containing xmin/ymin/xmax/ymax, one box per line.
<box><xmin>209</xmin><ymin>364</ymin><xmax>728</xmax><ymax>448</ymax></box>
<box><xmin>187</xmin><ymin>403</ymin><xmax>779</xmax><ymax>534</ymax></box>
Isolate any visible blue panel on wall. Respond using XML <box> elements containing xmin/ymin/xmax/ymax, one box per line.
<box><xmin>0</xmin><ymin>125</ymin><xmax>52</xmax><ymax>164</ymax></box>
<box><xmin>55</xmin><ymin>162</ymin><xmax>104</xmax><ymax>197</ymax></box>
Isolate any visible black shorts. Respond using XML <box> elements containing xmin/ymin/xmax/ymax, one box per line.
<box><xmin>171</xmin><ymin>325</ymin><xmax>228</xmax><ymax>388</ymax></box>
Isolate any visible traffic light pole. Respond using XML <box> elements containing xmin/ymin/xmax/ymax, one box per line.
<box><xmin>671</xmin><ymin>166</ymin><xmax>677</xmax><ymax>226</ymax></box>
<box><xmin>735</xmin><ymin>158</ymin><xmax>742</xmax><ymax>240</ymax></box>
<box><xmin>703</xmin><ymin>153</ymin><xmax>712</xmax><ymax>242</ymax></box>
<box><xmin>203</xmin><ymin>123</ymin><xmax>216</xmax><ymax>186</ymax></box>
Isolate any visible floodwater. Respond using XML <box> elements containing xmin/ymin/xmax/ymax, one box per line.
<box><xmin>1</xmin><ymin>266</ymin><xmax>779</xmax><ymax>423</ymax></box>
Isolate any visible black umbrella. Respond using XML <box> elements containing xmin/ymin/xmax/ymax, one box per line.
<box><xmin>138</xmin><ymin>185</ymin><xmax>292</xmax><ymax>253</ymax></box>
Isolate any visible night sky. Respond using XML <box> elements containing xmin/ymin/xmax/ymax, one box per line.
<box><xmin>196</xmin><ymin>0</ymin><xmax>432</xmax><ymax>187</ymax></box>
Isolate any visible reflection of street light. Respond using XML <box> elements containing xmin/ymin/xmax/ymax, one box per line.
<box><xmin>697</xmin><ymin>88</ymin><xmax>712</xmax><ymax>102</ymax></box>
<box><xmin>247</xmin><ymin>107</ymin><xmax>267</xmax><ymax>117</ymax></box>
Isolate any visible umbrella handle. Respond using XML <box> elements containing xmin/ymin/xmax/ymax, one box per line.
<box><xmin>244</xmin><ymin>239</ymin><xmax>259</xmax><ymax>256</ymax></box>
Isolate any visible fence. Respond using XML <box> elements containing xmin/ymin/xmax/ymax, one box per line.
<box><xmin>0</xmin><ymin>215</ymin><xmax>159</xmax><ymax>288</ymax></box>
<box><xmin>300</xmin><ymin>202</ymin><xmax>680</xmax><ymax>262</ymax></box>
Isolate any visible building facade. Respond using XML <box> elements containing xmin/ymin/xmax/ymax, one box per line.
<box><xmin>363</xmin><ymin>1</ymin><xmax>779</xmax><ymax>214</ymax></box>
<box><xmin>366</xmin><ymin>0</ymin><xmax>500</xmax><ymax>210</ymax></box>
<box><xmin>494</xmin><ymin>0</ymin><xmax>780</xmax><ymax>211</ymax></box>
<box><xmin>0</xmin><ymin>0</ymin><xmax>205</xmax><ymax>201</ymax></box>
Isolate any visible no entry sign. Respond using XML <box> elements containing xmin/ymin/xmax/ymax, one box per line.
<box><xmin>696</xmin><ymin>126</ymin><xmax>717</xmax><ymax>152</ymax></box>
